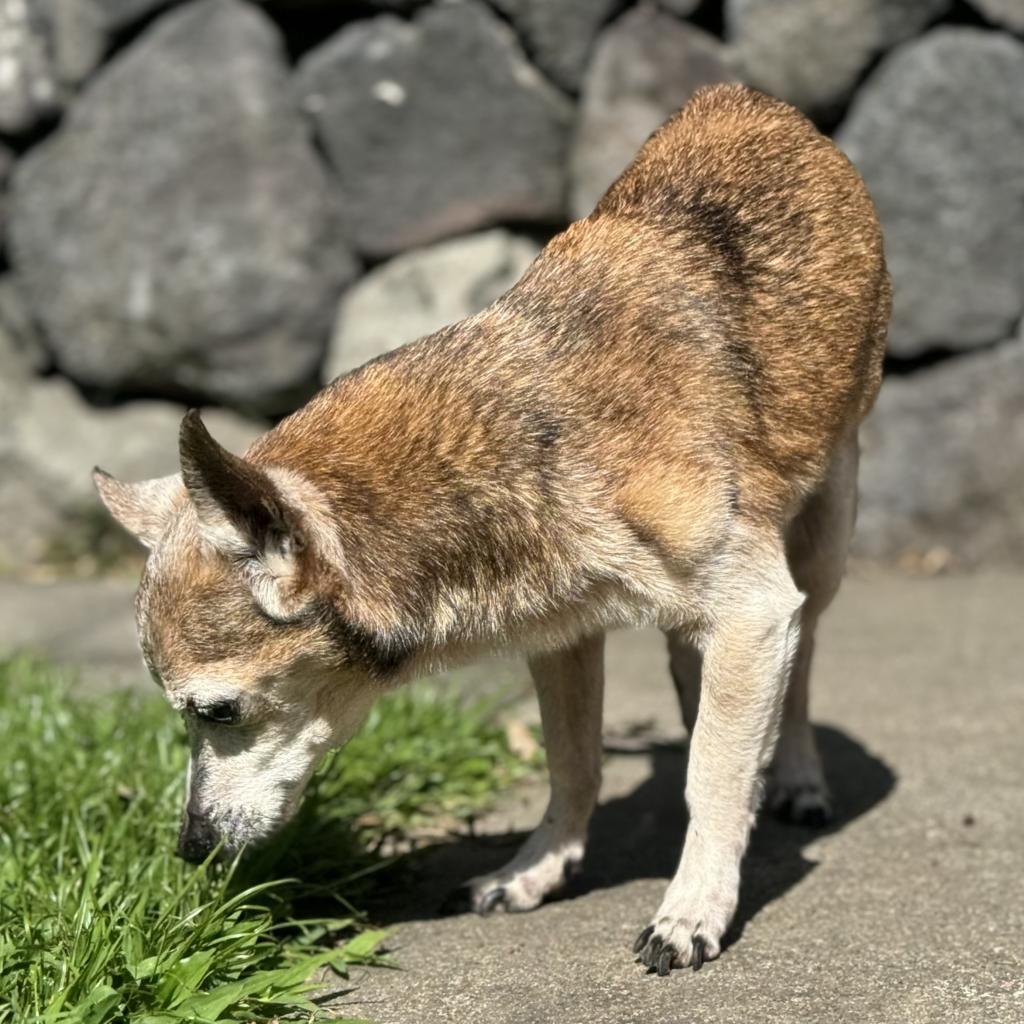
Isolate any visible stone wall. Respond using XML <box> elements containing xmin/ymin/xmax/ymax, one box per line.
<box><xmin>1</xmin><ymin>0</ymin><xmax>1021</xmax><ymax>574</ymax></box>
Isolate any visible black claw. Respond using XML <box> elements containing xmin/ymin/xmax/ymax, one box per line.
<box><xmin>633</xmin><ymin>925</ymin><xmax>654</xmax><ymax>955</ymax></box>
<box><xmin>644</xmin><ymin>936</ymin><xmax>664</xmax><ymax>968</ymax></box>
<box><xmin>691</xmin><ymin>935</ymin><xmax>706</xmax><ymax>971</ymax></box>
<box><xmin>477</xmin><ymin>887</ymin><xmax>506</xmax><ymax>915</ymax></box>
<box><xmin>657</xmin><ymin>946</ymin><xmax>674</xmax><ymax>976</ymax></box>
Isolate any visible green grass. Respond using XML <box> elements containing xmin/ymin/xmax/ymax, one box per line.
<box><xmin>0</xmin><ymin>657</ymin><xmax>533</xmax><ymax>1023</ymax></box>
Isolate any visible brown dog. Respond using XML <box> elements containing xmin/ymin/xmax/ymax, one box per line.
<box><xmin>95</xmin><ymin>84</ymin><xmax>889</xmax><ymax>974</ymax></box>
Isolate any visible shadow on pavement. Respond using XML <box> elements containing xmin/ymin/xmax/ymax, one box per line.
<box><xmin>369</xmin><ymin>725</ymin><xmax>896</xmax><ymax>942</ymax></box>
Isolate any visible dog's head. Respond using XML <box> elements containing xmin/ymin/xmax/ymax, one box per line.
<box><xmin>94</xmin><ymin>411</ymin><xmax>382</xmax><ymax>862</ymax></box>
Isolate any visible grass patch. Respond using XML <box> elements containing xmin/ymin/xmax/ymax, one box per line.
<box><xmin>0</xmin><ymin>658</ymin><xmax>533</xmax><ymax>1023</ymax></box>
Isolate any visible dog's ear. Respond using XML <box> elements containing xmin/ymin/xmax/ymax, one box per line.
<box><xmin>93</xmin><ymin>469</ymin><xmax>183</xmax><ymax>549</ymax></box>
<box><xmin>178</xmin><ymin>410</ymin><xmax>310</xmax><ymax>618</ymax></box>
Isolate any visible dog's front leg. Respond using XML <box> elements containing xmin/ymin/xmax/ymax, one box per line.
<box><xmin>464</xmin><ymin>633</ymin><xmax>605</xmax><ymax>913</ymax></box>
<box><xmin>635</xmin><ymin>551</ymin><xmax>803</xmax><ymax>973</ymax></box>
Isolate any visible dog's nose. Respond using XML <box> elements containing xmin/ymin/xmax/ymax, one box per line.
<box><xmin>176</xmin><ymin>808</ymin><xmax>219</xmax><ymax>864</ymax></box>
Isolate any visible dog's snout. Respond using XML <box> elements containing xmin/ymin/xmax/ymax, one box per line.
<box><xmin>176</xmin><ymin>808</ymin><xmax>219</xmax><ymax>864</ymax></box>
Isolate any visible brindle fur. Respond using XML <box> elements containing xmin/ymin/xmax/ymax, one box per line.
<box><xmin>96</xmin><ymin>85</ymin><xmax>889</xmax><ymax>973</ymax></box>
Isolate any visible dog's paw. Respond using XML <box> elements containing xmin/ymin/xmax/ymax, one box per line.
<box><xmin>445</xmin><ymin>843</ymin><xmax>583</xmax><ymax>915</ymax></box>
<box><xmin>768</xmin><ymin>778</ymin><xmax>833</xmax><ymax>827</ymax></box>
<box><xmin>632</xmin><ymin>919</ymin><xmax>721</xmax><ymax>975</ymax></box>
<box><xmin>633</xmin><ymin>879</ymin><xmax>734</xmax><ymax>976</ymax></box>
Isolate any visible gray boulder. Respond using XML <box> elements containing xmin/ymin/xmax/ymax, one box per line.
<box><xmin>0</xmin><ymin>278</ymin><xmax>49</xmax><ymax>375</ymax></box>
<box><xmin>856</xmin><ymin>332</ymin><xmax>1024</xmax><ymax>567</ymax></box>
<box><xmin>725</xmin><ymin>0</ymin><xmax>950</xmax><ymax>117</ymax></box>
<box><xmin>0</xmin><ymin>0</ymin><xmax>61</xmax><ymax>133</ymax></box>
<box><xmin>87</xmin><ymin>0</ymin><xmax>175</xmax><ymax>30</ymax></box>
<box><xmin>967</xmin><ymin>0</ymin><xmax>1024</xmax><ymax>33</ymax></box>
<box><xmin>838</xmin><ymin>28</ymin><xmax>1024</xmax><ymax>358</ymax></box>
<box><xmin>38</xmin><ymin>0</ymin><xmax>178</xmax><ymax>91</ymax></box>
<box><xmin>9</xmin><ymin>0</ymin><xmax>356</xmax><ymax>416</ymax></box>
<box><xmin>570</xmin><ymin>4</ymin><xmax>735</xmax><ymax>219</ymax></box>
<box><xmin>487</xmin><ymin>0</ymin><xmax>621</xmax><ymax>93</ymax></box>
<box><xmin>295</xmin><ymin>0</ymin><xmax>572</xmax><ymax>258</ymax></box>
<box><xmin>326</xmin><ymin>229</ymin><xmax>541</xmax><ymax>381</ymax></box>
<box><xmin>0</xmin><ymin>376</ymin><xmax>262</xmax><ymax>574</ymax></box>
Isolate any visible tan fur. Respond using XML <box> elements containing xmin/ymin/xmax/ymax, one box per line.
<box><xmin>95</xmin><ymin>85</ymin><xmax>889</xmax><ymax>970</ymax></box>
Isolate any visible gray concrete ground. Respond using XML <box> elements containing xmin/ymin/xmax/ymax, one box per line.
<box><xmin>2</xmin><ymin>569</ymin><xmax>1022</xmax><ymax>1022</ymax></box>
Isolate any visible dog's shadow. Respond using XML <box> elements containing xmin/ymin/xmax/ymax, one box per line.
<box><xmin>369</xmin><ymin>725</ymin><xmax>895</xmax><ymax>948</ymax></box>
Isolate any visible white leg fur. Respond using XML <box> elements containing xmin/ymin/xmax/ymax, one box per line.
<box><xmin>464</xmin><ymin>633</ymin><xmax>605</xmax><ymax>913</ymax></box>
<box><xmin>637</xmin><ymin>544</ymin><xmax>803</xmax><ymax>972</ymax></box>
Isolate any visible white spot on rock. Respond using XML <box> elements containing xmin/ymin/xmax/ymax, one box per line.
<box><xmin>372</xmin><ymin>79</ymin><xmax>406</xmax><ymax>106</ymax></box>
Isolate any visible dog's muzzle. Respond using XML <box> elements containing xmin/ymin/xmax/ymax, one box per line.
<box><xmin>176</xmin><ymin>807</ymin><xmax>220</xmax><ymax>864</ymax></box>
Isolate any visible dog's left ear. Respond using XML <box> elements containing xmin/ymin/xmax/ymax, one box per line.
<box><xmin>93</xmin><ymin>470</ymin><xmax>183</xmax><ymax>548</ymax></box>
<box><xmin>179</xmin><ymin>410</ymin><xmax>310</xmax><ymax>618</ymax></box>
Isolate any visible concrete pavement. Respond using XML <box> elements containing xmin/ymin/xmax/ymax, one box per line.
<box><xmin>2</xmin><ymin>569</ymin><xmax>1022</xmax><ymax>1022</ymax></box>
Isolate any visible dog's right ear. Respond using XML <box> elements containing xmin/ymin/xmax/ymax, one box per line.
<box><xmin>92</xmin><ymin>469</ymin><xmax>183</xmax><ymax>549</ymax></box>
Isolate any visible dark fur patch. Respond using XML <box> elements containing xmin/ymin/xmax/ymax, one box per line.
<box><xmin>678</xmin><ymin>186</ymin><xmax>754</xmax><ymax>286</ymax></box>
<box><xmin>315</xmin><ymin>600</ymin><xmax>416</xmax><ymax>679</ymax></box>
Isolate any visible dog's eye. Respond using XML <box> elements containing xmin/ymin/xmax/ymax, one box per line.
<box><xmin>195</xmin><ymin>699</ymin><xmax>240</xmax><ymax>725</ymax></box>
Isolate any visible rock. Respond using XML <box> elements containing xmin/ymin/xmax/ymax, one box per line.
<box><xmin>838</xmin><ymin>28</ymin><xmax>1024</xmax><ymax>358</ymax></box>
<box><xmin>0</xmin><ymin>142</ymin><xmax>12</xmax><ymax>247</ymax></box>
<box><xmin>294</xmin><ymin>0</ymin><xmax>571</xmax><ymax>257</ymax></box>
<box><xmin>487</xmin><ymin>0</ymin><xmax>620</xmax><ymax>92</ymax></box>
<box><xmin>88</xmin><ymin>0</ymin><xmax>176</xmax><ymax>31</ymax></box>
<box><xmin>968</xmin><ymin>0</ymin><xmax>1024</xmax><ymax>33</ymax></box>
<box><xmin>725</xmin><ymin>0</ymin><xmax>950</xmax><ymax>117</ymax></box>
<box><xmin>9</xmin><ymin>0</ymin><xmax>356</xmax><ymax>416</ymax></box>
<box><xmin>0</xmin><ymin>375</ymin><xmax>263</xmax><ymax>573</ymax></box>
<box><xmin>326</xmin><ymin>229</ymin><xmax>541</xmax><ymax>380</ymax></box>
<box><xmin>856</xmin><ymin>333</ymin><xmax>1024</xmax><ymax>567</ymax></box>
<box><xmin>43</xmin><ymin>0</ymin><xmax>107</xmax><ymax>87</ymax></box>
<box><xmin>658</xmin><ymin>0</ymin><xmax>701</xmax><ymax>15</ymax></box>
<box><xmin>0</xmin><ymin>278</ymin><xmax>50</xmax><ymax>376</ymax></box>
<box><xmin>36</xmin><ymin>0</ymin><xmax>178</xmax><ymax>91</ymax></box>
<box><xmin>0</xmin><ymin>0</ymin><xmax>61</xmax><ymax>133</ymax></box>
<box><xmin>570</xmin><ymin>5</ymin><xmax>735</xmax><ymax>219</ymax></box>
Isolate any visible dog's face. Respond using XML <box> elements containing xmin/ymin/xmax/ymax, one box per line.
<box><xmin>95</xmin><ymin>412</ymin><xmax>380</xmax><ymax>861</ymax></box>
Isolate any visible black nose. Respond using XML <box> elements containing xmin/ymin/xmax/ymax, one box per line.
<box><xmin>176</xmin><ymin>808</ymin><xmax>219</xmax><ymax>864</ymax></box>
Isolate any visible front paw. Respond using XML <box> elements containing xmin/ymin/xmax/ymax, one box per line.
<box><xmin>633</xmin><ymin>920</ymin><xmax>720</xmax><ymax>975</ymax></box>
<box><xmin>445</xmin><ymin>844</ymin><xmax>584</xmax><ymax>915</ymax></box>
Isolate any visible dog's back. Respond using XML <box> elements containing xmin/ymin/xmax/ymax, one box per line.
<box><xmin>252</xmin><ymin>86</ymin><xmax>889</xmax><ymax>604</ymax></box>
<box><xmin>507</xmin><ymin>83</ymin><xmax>889</xmax><ymax>522</ymax></box>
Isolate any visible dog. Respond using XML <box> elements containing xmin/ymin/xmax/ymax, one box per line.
<box><xmin>94</xmin><ymin>84</ymin><xmax>889</xmax><ymax>974</ymax></box>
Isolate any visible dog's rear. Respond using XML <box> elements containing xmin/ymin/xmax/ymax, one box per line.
<box><xmin>95</xmin><ymin>84</ymin><xmax>889</xmax><ymax>973</ymax></box>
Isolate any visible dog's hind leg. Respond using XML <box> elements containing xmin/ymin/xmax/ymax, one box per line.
<box><xmin>463</xmin><ymin>633</ymin><xmax>605</xmax><ymax>913</ymax></box>
<box><xmin>768</xmin><ymin>433</ymin><xmax>859</xmax><ymax>826</ymax></box>
<box><xmin>666</xmin><ymin>630</ymin><xmax>701</xmax><ymax>737</ymax></box>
